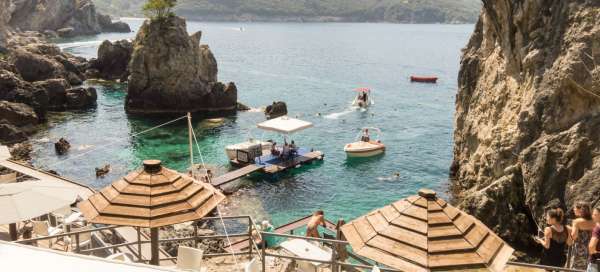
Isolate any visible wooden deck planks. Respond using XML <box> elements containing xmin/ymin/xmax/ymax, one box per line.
<box><xmin>211</xmin><ymin>164</ymin><xmax>264</xmax><ymax>187</ymax></box>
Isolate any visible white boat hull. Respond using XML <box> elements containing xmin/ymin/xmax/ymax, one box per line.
<box><xmin>225</xmin><ymin>140</ymin><xmax>273</xmax><ymax>160</ymax></box>
<box><xmin>344</xmin><ymin>141</ymin><xmax>385</xmax><ymax>157</ymax></box>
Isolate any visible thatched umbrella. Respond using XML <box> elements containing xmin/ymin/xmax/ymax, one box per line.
<box><xmin>340</xmin><ymin>189</ymin><xmax>514</xmax><ymax>272</ymax></box>
<box><xmin>79</xmin><ymin>160</ymin><xmax>225</xmax><ymax>265</ymax></box>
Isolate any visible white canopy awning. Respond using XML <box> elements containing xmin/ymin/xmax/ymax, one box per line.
<box><xmin>0</xmin><ymin>241</ymin><xmax>178</xmax><ymax>272</ymax></box>
<box><xmin>257</xmin><ymin>116</ymin><xmax>313</xmax><ymax>134</ymax></box>
<box><xmin>0</xmin><ymin>181</ymin><xmax>84</xmax><ymax>224</ymax></box>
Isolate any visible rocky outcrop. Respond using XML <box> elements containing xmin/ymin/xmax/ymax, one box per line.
<box><xmin>0</xmin><ymin>31</ymin><xmax>96</xmax><ymax>144</ymax></box>
<box><xmin>126</xmin><ymin>16</ymin><xmax>237</xmax><ymax>115</ymax></box>
<box><xmin>7</xmin><ymin>0</ymin><xmax>130</xmax><ymax>36</ymax></box>
<box><xmin>88</xmin><ymin>39</ymin><xmax>132</xmax><ymax>81</ymax></box>
<box><xmin>0</xmin><ymin>101</ymin><xmax>39</xmax><ymax>144</ymax></box>
<box><xmin>54</xmin><ymin>137</ymin><xmax>70</xmax><ymax>155</ymax></box>
<box><xmin>452</xmin><ymin>1</ymin><xmax>600</xmax><ymax>247</ymax></box>
<box><xmin>265</xmin><ymin>101</ymin><xmax>287</xmax><ymax>119</ymax></box>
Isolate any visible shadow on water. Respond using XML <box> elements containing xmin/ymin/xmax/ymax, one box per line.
<box><xmin>342</xmin><ymin>153</ymin><xmax>386</xmax><ymax>168</ymax></box>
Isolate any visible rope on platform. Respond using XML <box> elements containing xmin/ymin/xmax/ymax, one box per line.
<box><xmin>190</xmin><ymin>121</ymin><xmax>240</xmax><ymax>267</ymax></box>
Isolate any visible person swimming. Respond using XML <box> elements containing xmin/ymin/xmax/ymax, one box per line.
<box><xmin>306</xmin><ymin>210</ymin><xmax>326</xmax><ymax>238</ymax></box>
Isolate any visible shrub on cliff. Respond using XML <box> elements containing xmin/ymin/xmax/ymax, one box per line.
<box><xmin>143</xmin><ymin>0</ymin><xmax>177</xmax><ymax>21</ymax></box>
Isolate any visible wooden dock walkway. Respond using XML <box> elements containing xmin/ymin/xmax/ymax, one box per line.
<box><xmin>211</xmin><ymin>164</ymin><xmax>264</xmax><ymax>187</ymax></box>
<box><xmin>263</xmin><ymin>151</ymin><xmax>324</xmax><ymax>174</ymax></box>
<box><xmin>224</xmin><ymin>214</ymin><xmax>337</xmax><ymax>253</ymax></box>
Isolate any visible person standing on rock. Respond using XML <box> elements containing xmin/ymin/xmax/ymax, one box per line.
<box><xmin>570</xmin><ymin>202</ymin><xmax>595</xmax><ymax>270</ymax></box>
<box><xmin>587</xmin><ymin>207</ymin><xmax>600</xmax><ymax>272</ymax></box>
<box><xmin>535</xmin><ymin>207</ymin><xmax>573</xmax><ymax>270</ymax></box>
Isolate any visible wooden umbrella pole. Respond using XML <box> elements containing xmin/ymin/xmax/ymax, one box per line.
<box><xmin>187</xmin><ymin>112</ymin><xmax>194</xmax><ymax>169</ymax></box>
<box><xmin>9</xmin><ymin>223</ymin><xmax>17</xmax><ymax>241</ymax></box>
<box><xmin>150</xmin><ymin>227</ymin><xmax>159</xmax><ymax>265</ymax></box>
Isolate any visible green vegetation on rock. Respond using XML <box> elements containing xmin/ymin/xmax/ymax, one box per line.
<box><xmin>94</xmin><ymin>0</ymin><xmax>481</xmax><ymax>23</ymax></box>
<box><xmin>142</xmin><ymin>0</ymin><xmax>177</xmax><ymax>20</ymax></box>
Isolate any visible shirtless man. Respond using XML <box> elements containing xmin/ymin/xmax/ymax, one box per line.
<box><xmin>306</xmin><ymin>210</ymin><xmax>326</xmax><ymax>238</ymax></box>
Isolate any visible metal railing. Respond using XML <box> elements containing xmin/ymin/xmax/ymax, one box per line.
<box><xmin>15</xmin><ymin>215</ymin><xmax>261</xmax><ymax>264</ymax></box>
<box><xmin>259</xmin><ymin>231</ymin><xmax>402</xmax><ymax>272</ymax></box>
<box><xmin>14</xmin><ymin>215</ymin><xmax>587</xmax><ymax>272</ymax></box>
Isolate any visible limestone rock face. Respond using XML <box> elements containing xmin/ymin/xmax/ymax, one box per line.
<box><xmin>89</xmin><ymin>39</ymin><xmax>132</xmax><ymax>80</ymax></box>
<box><xmin>0</xmin><ymin>0</ymin><xmax>11</xmax><ymax>47</ymax></box>
<box><xmin>0</xmin><ymin>68</ymin><xmax>48</xmax><ymax>118</ymax></box>
<box><xmin>7</xmin><ymin>0</ymin><xmax>130</xmax><ymax>35</ymax></box>
<box><xmin>265</xmin><ymin>101</ymin><xmax>288</xmax><ymax>119</ymax></box>
<box><xmin>0</xmin><ymin>101</ymin><xmax>38</xmax><ymax>144</ymax></box>
<box><xmin>126</xmin><ymin>16</ymin><xmax>237</xmax><ymax>114</ymax></box>
<box><xmin>452</xmin><ymin>1</ymin><xmax>600</xmax><ymax>247</ymax></box>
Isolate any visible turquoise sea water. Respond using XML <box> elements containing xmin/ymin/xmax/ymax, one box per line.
<box><xmin>30</xmin><ymin>20</ymin><xmax>473</xmax><ymax>227</ymax></box>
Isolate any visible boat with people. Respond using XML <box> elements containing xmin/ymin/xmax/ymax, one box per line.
<box><xmin>224</xmin><ymin>116</ymin><xmax>324</xmax><ymax>175</ymax></box>
<box><xmin>352</xmin><ymin>87</ymin><xmax>374</xmax><ymax>108</ymax></box>
<box><xmin>410</xmin><ymin>75</ymin><xmax>438</xmax><ymax>83</ymax></box>
<box><xmin>344</xmin><ymin>127</ymin><xmax>385</xmax><ymax>157</ymax></box>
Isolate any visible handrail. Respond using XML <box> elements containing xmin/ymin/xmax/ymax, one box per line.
<box><xmin>15</xmin><ymin>225</ymin><xmax>118</xmax><ymax>244</ymax></box>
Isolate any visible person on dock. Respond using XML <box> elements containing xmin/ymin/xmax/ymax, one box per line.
<box><xmin>271</xmin><ymin>142</ymin><xmax>280</xmax><ymax>156</ymax></box>
<box><xmin>535</xmin><ymin>207</ymin><xmax>573</xmax><ymax>270</ymax></box>
<box><xmin>570</xmin><ymin>202</ymin><xmax>595</xmax><ymax>270</ymax></box>
<box><xmin>290</xmin><ymin>140</ymin><xmax>297</xmax><ymax>156</ymax></box>
<box><xmin>306</xmin><ymin>210</ymin><xmax>326</xmax><ymax>238</ymax></box>
<box><xmin>361</xmin><ymin>128</ymin><xmax>370</xmax><ymax>142</ymax></box>
<box><xmin>588</xmin><ymin>207</ymin><xmax>600</xmax><ymax>272</ymax></box>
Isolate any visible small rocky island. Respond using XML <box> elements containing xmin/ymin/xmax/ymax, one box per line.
<box><xmin>125</xmin><ymin>16</ymin><xmax>237</xmax><ymax>115</ymax></box>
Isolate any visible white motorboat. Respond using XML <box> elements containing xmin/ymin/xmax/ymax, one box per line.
<box><xmin>352</xmin><ymin>87</ymin><xmax>374</xmax><ymax>108</ymax></box>
<box><xmin>344</xmin><ymin>127</ymin><xmax>385</xmax><ymax>157</ymax></box>
<box><xmin>225</xmin><ymin>139</ymin><xmax>273</xmax><ymax>160</ymax></box>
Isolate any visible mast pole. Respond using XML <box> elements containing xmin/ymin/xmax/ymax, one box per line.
<box><xmin>187</xmin><ymin>112</ymin><xmax>194</xmax><ymax>170</ymax></box>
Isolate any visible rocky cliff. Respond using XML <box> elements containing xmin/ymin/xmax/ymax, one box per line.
<box><xmin>0</xmin><ymin>32</ymin><xmax>97</xmax><ymax>144</ymax></box>
<box><xmin>8</xmin><ymin>0</ymin><xmax>130</xmax><ymax>37</ymax></box>
<box><xmin>452</xmin><ymin>0</ymin><xmax>600</xmax><ymax>247</ymax></box>
<box><xmin>126</xmin><ymin>16</ymin><xmax>237</xmax><ymax>115</ymax></box>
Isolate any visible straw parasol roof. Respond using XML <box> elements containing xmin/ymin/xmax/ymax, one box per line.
<box><xmin>79</xmin><ymin>160</ymin><xmax>225</xmax><ymax>228</ymax></box>
<box><xmin>340</xmin><ymin>189</ymin><xmax>514</xmax><ymax>272</ymax></box>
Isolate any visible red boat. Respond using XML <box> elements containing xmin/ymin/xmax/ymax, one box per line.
<box><xmin>410</xmin><ymin>76</ymin><xmax>438</xmax><ymax>83</ymax></box>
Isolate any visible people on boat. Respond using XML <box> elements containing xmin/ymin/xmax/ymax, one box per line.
<box><xmin>569</xmin><ymin>202</ymin><xmax>595</xmax><ymax>270</ymax></box>
<box><xmin>588</xmin><ymin>207</ymin><xmax>600</xmax><ymax>272</ymax></box>
<box><xmin>361</xmin><ymin>91</ymin><xmax>368</xmax><ymax>103</ymax></box>
<box><xmin>271</xmin><ymin>142</ymin><xmax>280</xmax><ymax>156</ymax></box>
<box><xmin>281</xmin><ymin>142</ymin><xmax>290</xmax><ymax>160</ymax></box>
<box><xmin>306</xmin><ymin>210</ymin><xmax>326</xmax><ymax>238</ymax></box>
<box><xmin>360</xmin><ymin>128</ymin><xmax>370</xmax><ymax>142</ymax></box>
<box><xmin>535</xmin><ymin>207</ymin><xmax>573</xmax><ymax>269</ymax></box>
<box><xmin>290</xmin><ymin>140</ymin><xmax>298</xmax><ymax>156</ymax></box>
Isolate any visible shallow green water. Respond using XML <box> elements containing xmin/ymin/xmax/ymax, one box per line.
<box><xmin>30</xmin><ymin>20</ymin><xmax>473</xmax><ymax>227</ymax></box>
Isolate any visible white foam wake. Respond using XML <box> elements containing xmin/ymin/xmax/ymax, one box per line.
<box><xmin>324</xmin><ymin>108</ymin><xmax>354</xmax><ymax>119</ymax></box>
